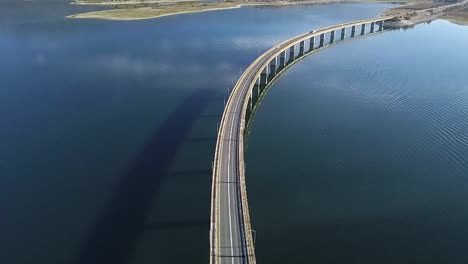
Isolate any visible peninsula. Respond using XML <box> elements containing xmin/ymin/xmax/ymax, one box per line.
<box><xmin>67</xmin><ymin>0</ymin><xmax>406</xmax><ymax>20</ymax></box>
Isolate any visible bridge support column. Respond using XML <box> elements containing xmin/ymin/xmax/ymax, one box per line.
<box><xmin>247</xmin><ymin>94</ymin><xmax>253</xmax><ymax>121</ymax></box>
<box><xmin>252</xmin><ymin>79</ymin><xmax>260</xmax><ymax>106</ymax></box>
<box><xmin>330</xmin><ymin>30</ymin><xmax>335</xmax><ymax>44</ymax></box>
<box><xmin>279</xmin><ymin>50</ymin><xmax>286</xmax><ymax>69</ymax></box>
<box><xmin>351</xmin><ymin>25</ymin><xmax>356</xmax><ymax>37</ymax></box>
<box><xmin>269</xmin><ymin>58</ymin><xmax>277</xmax><ymax>80</ymax></box>
<box><xmin>340</xmin><ymin>27</ymin><xmax>346</xmax><ymax>40</ymax></box>
<box><xmin>361</xmin><ymin>23</ymin><xmax>366</xmax><ymax>35</ymax></box>
<box><xmin>289</xmin><ymin>45</ymin><xmax>295</xmax><ymax>62</ymax></box>
<box><xmin>379</xmin><ymin>20</ymin><xmax>385</xmax><ymax>31</ymax></box>
<box><xmin>319</xmin><ymin>33</ymin><xmax>325</xmax><ymax>47</ymax></box>
<box><xmin>370</xmin><ymin>22</ymin><xmax>375</xmax><ymax>33</ymax></box>
<box><xmin>309</xmin><ymin>36</ymin><xmax>315</xmax><ymax>51</ymax></box>
<box><xmin>260</xmin><ymin>66</ymin><xmax>268</xmax><ymax>92</ymax></box>
<box><xmin>299</xmin><ymin>41</ymin><xmax>305</xmax><ymax>56</ymax></box>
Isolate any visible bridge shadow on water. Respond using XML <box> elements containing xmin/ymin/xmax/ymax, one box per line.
<box><xmin>144</xmin><ymin>219</ymin><xmax>210</xmax><ymax>231</ymax></box>
<box><xmin>74</xmin><ymin>88</ymin><xmax>220</xmax><ymax>264</ymax></box>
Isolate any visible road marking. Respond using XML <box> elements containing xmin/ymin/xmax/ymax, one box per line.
<box><xmin>225</xmin><ymin>74</ymin><xmax>251</xmax><ymax>264</ymax></box>
<box><xmin>227</xmin><ymin>120</ymin><xmax>234</xmax><ymax>264</ymax></box>
<box><xmin>226</xmin><ymin>83</ymin><xmax>241</xmax><ymax>263</ymax></box>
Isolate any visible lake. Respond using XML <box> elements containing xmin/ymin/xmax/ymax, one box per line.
<box><xmin>3</xmin><ymin>1</ymin><xmax>466</xmax><ymax>264</ymax></box>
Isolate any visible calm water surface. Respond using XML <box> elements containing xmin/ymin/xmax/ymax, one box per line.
<box><xmin>0</xmin><ymin>1</ymin><xmax>393</xmax><ymax>263</ymax></box>
<box><xmin>247</xmin><ymin>20</ymin><xmax>468</xmax><ymax>263</ymax></box>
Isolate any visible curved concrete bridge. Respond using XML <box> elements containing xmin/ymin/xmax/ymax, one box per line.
<box><xmin>210</xmin><ymin>15</ymin><xmax>395</xmax><ymax>264</ymax></box>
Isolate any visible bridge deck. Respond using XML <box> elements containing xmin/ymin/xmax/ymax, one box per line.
<box><xmin>210</xmin><ymin>15</ymin><xmax>395</xmax><ymax>264</ymax></box>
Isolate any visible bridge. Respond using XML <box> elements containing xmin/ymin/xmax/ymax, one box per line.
<box><xmin>210</xmin><ymin>15</ymin><xmax>396</xmax><ymax>264</ymax></box>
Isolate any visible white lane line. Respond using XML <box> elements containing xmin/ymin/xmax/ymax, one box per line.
<box><xmin>227</xmin><ymin>93</ymin><xmax>239</xmax><ymax>262</ymax></box>
<box><xmin>227</xmin><ymin>120</ymin><xmax>234</xmax><ymax>264</ymax></box>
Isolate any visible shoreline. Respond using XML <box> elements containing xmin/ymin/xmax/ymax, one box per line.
<box><xmin>67</xmin><ymin>0</ymin><xmax>406</xmax><ymax>21</ymax></box>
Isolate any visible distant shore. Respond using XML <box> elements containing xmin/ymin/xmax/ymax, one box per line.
<box><xmin>67</xmin><ymin>2</ymin><xmax>243</xmax><ymax>20</ymax></box>
<box><xmin>66</xmin><ymin>0</ymin><xmax>468</xmax><ymax>24</ymax></box>
<box><xmin>67</xmin><ymin>0</ymin><xmax>407</xmax><ymax>21</ymax></box>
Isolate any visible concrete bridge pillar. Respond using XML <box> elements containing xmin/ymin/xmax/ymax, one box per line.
<box><xmin>330</xmin><ymin>30</ymin><xmax>335</xmax><ymax>44</ymax></box>
<box><xmin>269</xmin><ymin>58</ymin><xmax>277</xmax><ymax>80</ymax></box>
<box><xmin>255</xmin><ymin>76</ymin><xmax>261</xmax><ymax>95</ymax></box>
<box><xmin>351</xmin><ymin>25</ymin><xmax>356</xmax><ymax>37</ymax></box>
<box><xmin>299</xmin><ymin>41</ymin><xmax>305</xmax><ymax>56</ymax></box>
<box><xmin>260</xmin><ymin>66</ymin><xmax>268</xmax><ymax>91</ymax></box>
<box><xmin>289</xmin><ymin>45</ymin><xmax>295</xmax><ymax>62</ymax></box>
<box><xmin>379</xmin><ymin>20</ymin><xmax>385</xmax><ymax>31</ymax></box>
<box><xmin>309</xmin><ymin>36</ymin><xmax>315</xmax><ymax>51</ymax></box>
<box><xmin>252</xmin><ymin>78</ymin><xmax>260</xmax><ymax>106</ymax></box>
<box><xmin>248</xmin><ymin>93</ymin><xmax>253</xmax><ymax>114</ymax></box>
<box><xmin>279</xmin><ymin>50</ymin><xmax>286</xmax><ymax>68</ymax></box>
<box><xmin>361</xmin><ymin>23</ymin><xmax>366</xmax><ymax>35</ymax></box>
<box><xmin>319</xmin><ymin>33</ymin><xmax>325</xmax><ymax>47</ymax></box>
<box><xmin>340</xmin><ymin>27</ymin><xmax>346</xmax><ymax>40</ymax></box>
<box><xmin>370</xmin><ymin>22</ymin><xmax>375</xmax><ymax>33</ymax></box>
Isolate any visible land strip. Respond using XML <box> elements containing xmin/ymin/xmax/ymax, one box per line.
<box><xmin>383</xmin><ymin>0</ymin><xmax>468</xmax><ymax>27</ymax></box>
<box><xmin>67</xmin><ymin>0</ymin><xmax>409</xmax><ymax>20</ymax></box>
<box><xmin>441</xmin><ymin>6</ymin><xmax>468</xmax><ymax>24</ymax></box>
<box><xmin>68</xmin><ymin>0</ymin><xmax>468</xmax><ymax>24</ymax></box>
<box><xmin>67</xmin><ymin>2</ymin><xmax>242</xmax><ymax>20</ymax></box>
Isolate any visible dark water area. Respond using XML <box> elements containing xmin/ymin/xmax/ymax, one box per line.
<box><xmin>0</xmin><ymin>1</ymin><xmax>393</xmax><ymax>263</ymax></box>
<box><xmin>247</xmin><ymin>20</ymin><xmax>468</xmax><ymax>263</ymax></box>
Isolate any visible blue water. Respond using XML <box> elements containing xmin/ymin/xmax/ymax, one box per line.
<box><xmin>247</xmin><ymin>20</ymin><xmax>468</xmax><ymax>263</ymax></box>
<box><xmin>0</xmin><ymin>1</ymin><xmax>394</xmax><ymax>263</ymax></box>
